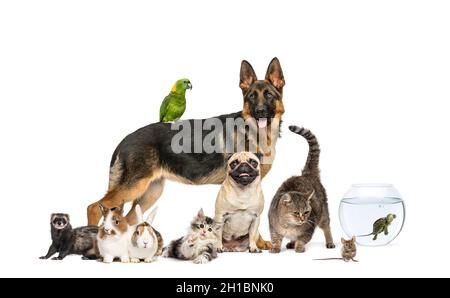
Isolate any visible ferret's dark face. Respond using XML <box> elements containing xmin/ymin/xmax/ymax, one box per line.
<box><xmin>227</xmin><ymin>152</ymin><xmax>260</xmax><ymax>186</ymax></box>
<box><xmin>51</xmin><ymin>214</ymin><xmax>69</xmax><ymax>230</ymax></box>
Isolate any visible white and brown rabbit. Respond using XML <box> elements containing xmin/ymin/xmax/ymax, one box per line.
<box><xmin>128</xmin><ymin>205</ymin><xmax>164</xmax><ymax>263</ymax></box>
<box><xmin>97</xmin><ymin>202</ymin><xmax>130</xmax><ymax>263</ymax></box>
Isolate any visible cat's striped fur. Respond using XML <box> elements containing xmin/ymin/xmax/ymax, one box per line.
<box><xmin>289</xmin><ymin>126</ymin><xmax>321</xmax><ymax>177</ymax></box>
<box><xmin>163</xmin><ymin>209</ymin><xmax>219</xmax><ymax>264</ymax></box>
<box><xmin>268</xmin><ymin>126</ymin><xmax>335</xmax><ymax>253</ymax></box>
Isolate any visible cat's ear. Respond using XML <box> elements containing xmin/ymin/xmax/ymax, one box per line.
<box><xmin>282</xmin><ymin>194</ymin><xmax>292</xmax><ymax>205</ymax></box>
<box><xmin>307</xmin><ymin>190</ymin><xmax>315</xmax><ymax>201</ymax></box>
<box><xmin>351</xmin><ymin>236</ymin><xmax>356</xmax><ymax>242</ymax></box>
<box><xmin>146</xmin><ymin>207</ymin><xmax>158</xmax><ymax>225</ymax></box>
<box><xmin>197</xmin><ymin>208</ymin><xmax>205</xmax><ymax>219</ymax></box>
<box><xmin>341</xmin><ymin>237</ymin><xmax>346</xmax><ymax>244</ymax></box>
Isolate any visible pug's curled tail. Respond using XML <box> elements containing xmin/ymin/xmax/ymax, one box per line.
<box><xmin>288</xmin><ymin>126</ymin><xmax>321</xmax><ymax>177</ymax></box>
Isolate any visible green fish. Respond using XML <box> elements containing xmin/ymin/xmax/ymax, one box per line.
<box><xmin>159</xmin><ymin>78</ymin><xmax>192</xmax><ymax>122</ymax></box>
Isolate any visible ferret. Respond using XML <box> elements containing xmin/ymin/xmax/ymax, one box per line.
<box><xmin>40</xmin><ymin>213</ymin><xmax>99</xmax><ymax>260</ymax></box>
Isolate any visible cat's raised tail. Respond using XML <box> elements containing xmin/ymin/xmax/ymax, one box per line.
<box><xmin>288</xmin><ymin>126</ymin><xmax>321</xmax><ymax>177</ymax></box>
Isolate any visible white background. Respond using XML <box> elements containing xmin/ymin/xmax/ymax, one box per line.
<box><xmin>1</xmin><ymin>0</ymin><xmax>449</xmax><ymax>278</ymax></box>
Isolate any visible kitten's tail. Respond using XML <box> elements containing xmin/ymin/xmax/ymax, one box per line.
<box><xmin>288</xmin><ymin>126</ymin><xmax>320</xmax><ymax>177</ymax></box>
<box><xmin>162</xmin><ymin>237</ymin><xmax>185</xmax><ymax>259</ymax></box>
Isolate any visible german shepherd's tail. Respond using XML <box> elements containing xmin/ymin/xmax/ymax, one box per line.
<box><xmin>288</xmin><ymin>126</ymin><xmax>321</xmax><ymax>177</ymax></box>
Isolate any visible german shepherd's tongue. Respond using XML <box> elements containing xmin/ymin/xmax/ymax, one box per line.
<box><xmin>257</xmin><ymin>118</ymin><xmax>267</xmax><ymax>128</ymax></box>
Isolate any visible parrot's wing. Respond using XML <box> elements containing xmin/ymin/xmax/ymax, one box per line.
<box><xmin>159</xmin><ymin>95</ymin><xmax>172</xmax><ymax>121</ymax></box>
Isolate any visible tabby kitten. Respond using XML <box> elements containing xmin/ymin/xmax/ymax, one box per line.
<box><xmin>268</xmin><ymin>126</ymin><xmax>335</xmax><ymax>253</ymax></box>
<box><xmin>163</xmin><ymin>209</ymin><xmax>220</xmax><ymax>264</ymax></box>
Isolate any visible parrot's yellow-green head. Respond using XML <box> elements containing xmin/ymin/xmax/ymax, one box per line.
<box><xmin>171</xmin><ymin>78</ymin><xmax>192</xmax><ymax>94</ymax></box>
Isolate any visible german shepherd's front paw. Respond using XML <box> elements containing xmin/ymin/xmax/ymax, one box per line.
<box><xmin>256</xmin><ymin>237</ymin><xmax>272</xmax><ymax>250</ymax></box>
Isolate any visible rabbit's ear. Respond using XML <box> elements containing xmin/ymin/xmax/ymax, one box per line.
<box><xmin>146</xmin><ymin>207</ymin><xmax>158</xmax><ymax>225</ymax></box>
<box><xmin>135</xmin><ymin>204</ymin><xmax>144</xmax><ymax>223</ymax></box>
<box><xmin>98</xmin><ymin>203</ymin><xmax>108</xmax><ymax>216</ymax></box>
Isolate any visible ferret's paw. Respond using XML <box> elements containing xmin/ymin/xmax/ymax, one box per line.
<box><xmin>193</xmin><ymin>255</ymin><xmax>209</xmax><ymax>264</ymax></box>
<box><xmin>39</xmin><ymin>256</ymin><xmax>47</xmax><ymax>260</ymax></box>
<box><xmin>130</xmin><ymin>258</ymin><xmax>140</xmax><ymax>263</ymax></box>
<box><xmin>51</xmin><ymin>256</ymin><xmax>62</xmax><ymax>260</ymax></box>
<box><xmin>326</xmin><ymin>243</ymin><xmax>336</xmax><ymax>249</ymax></box>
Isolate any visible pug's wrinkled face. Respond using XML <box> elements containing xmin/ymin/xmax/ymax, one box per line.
<box><xmin>227</xmin><ymin>152</ymin><xmax>260</xmax><ymax>186</ymax></box>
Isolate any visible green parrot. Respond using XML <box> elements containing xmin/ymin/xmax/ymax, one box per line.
<box><xmin>159</xmin><ymin>78</ymin><xmax>192</xmax><ymax>122</ymax></box>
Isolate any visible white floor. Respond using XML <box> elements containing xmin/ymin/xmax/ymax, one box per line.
<box><xmin>2</xmin><ymin>0</ymin><xmax>450</xmax><ymax>278</ymax></box>
<box><xmin>6</xmin><ymin>227</ymin><xmax>446</xmax><ymax>278</ymax></box>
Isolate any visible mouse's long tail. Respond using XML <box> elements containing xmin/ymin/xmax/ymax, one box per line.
<box><xmin>288</xmin><ymin>126</ymin><xmax>320</xmax><ymax>177</ymax></box>
<box><xmin>313</xmin><ymin>258</ymin><xmax>344</xmax><ymax>261</ymax></box>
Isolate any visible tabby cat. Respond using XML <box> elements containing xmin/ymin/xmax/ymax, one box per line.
<box><xmin>163</xmin><ymin>209</ymin><xmax>220</xmax><ymax>264</ymax></box>
<box><xmin>268</xmin><ymin>126</ymin><xmax>335</xmax><ymax>253</ymax></box>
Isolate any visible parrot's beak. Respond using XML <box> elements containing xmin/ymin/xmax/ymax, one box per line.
<box><xmin>187</xmin><ymin>82</ymin><xmax>192</xmax><ymax>90</ymax></box>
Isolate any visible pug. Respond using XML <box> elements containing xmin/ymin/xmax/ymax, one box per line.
<box><xmin>214</xmin><ymin>152</ymin><xmax>264</xmax><ymax>253</ymax></box>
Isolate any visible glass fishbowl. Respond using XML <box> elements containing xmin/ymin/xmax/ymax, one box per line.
<box><xmin>339</xmin><ymin>184</ymin><xmax>405</xmax><ymax>246</ymax></box>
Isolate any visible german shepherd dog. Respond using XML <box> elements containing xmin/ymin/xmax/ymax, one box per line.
<box><xmin>87</xmin><ymin>58</ymin><xmax>285</xmax><ymax>249</ymax></box>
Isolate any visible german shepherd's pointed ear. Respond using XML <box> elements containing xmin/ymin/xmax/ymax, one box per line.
<box><xmin>265</xmin><ymin>57</ymin><xmax>285</xmax><ymax>91</ymax></box>
<box><xmin>240</xmin><ymin>60</ymin><xmax>257</xmax><ymax>94</ymax></box>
